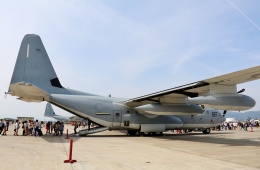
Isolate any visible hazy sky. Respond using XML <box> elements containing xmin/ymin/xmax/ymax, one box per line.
<box><xmin>1</xmin><ymin>0</ymin><xmax>260</xmax><ymax>120</ymax></box>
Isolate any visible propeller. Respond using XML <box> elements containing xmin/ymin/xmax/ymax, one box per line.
<box><xmin>223</xmin><ymin>88</ymin><xmax>245</xmax><ymax>117</ymax></box>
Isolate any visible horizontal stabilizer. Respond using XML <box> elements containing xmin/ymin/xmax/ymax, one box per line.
<box><xmin>9</xmin><ymin>82</ymin><xmax>49</xmax><ymax>102</ymax></box>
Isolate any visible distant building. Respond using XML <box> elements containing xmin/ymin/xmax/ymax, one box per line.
<box><xmin>17</xmin><ymin>117</ymin><xmax>34</xmax><ymax>122</ymax></box>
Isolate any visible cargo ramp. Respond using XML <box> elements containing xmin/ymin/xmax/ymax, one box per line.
<box><xmin>79</xmin><ymin>127</ymin><xmax>109</xmax><ymax>136</ymax></box>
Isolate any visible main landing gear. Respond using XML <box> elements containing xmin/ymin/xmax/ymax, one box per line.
<box><xmin>202</xmin><ymin>128</ymin><xmax>211</xmax><ymax>134</ymax></box>
<box><xmin>127</xmin><ymin>130</ymin><xmax>163</xmax><ymax>136</ymax></box>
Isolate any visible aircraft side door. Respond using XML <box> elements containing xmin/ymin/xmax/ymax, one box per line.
<box><xmin>112</xmin><ymin>110</ymin><xmax>122</xmax><ymax>127</ymax></box>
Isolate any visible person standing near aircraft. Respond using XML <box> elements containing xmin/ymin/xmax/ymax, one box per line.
<box><xmin>58</xmin><ymin>122</ymin><xmax>64</xmax><ymax>136</ymax></box>
<box><xmin>74</xmin><ymin>122</ymin><xmax>78</xmax><ymax>134</ymax></box>
<box><xmin>6</xmin><ymin>121</ymin><xmax>9</xmax><ymax>131</ymax></box>
<box><xmin>2</xmin><ymin>120</ymin><xmax>7</xmax><ymax>136</ymax></box>
<box><xmin>29</xmin><ymin>120</ymin><xmax>33</xmax><ymax>135</ymax></box>
<box><xmin>46</xmin><ymin>122</ymin><xmax>50</xmax><ymax>134</ymax></box>
<box><xmin>25</xmin><ymin>121</ymin><xmax>28</xmax><ymax>135</ymax></box>
<box><xmin>38</xmin><ymin>122</ymin><xmax>43</xmax><ymax>137</ymax></box>
<box><xmin>255</xmin><ymin>121</ymin><xmax>259</xmax><ymax>131</ymax></box>
<box><xmin>244</xmin><ymin>122</ymin><xmax>248</xmax><ymax>131</ymax></box>
<box><xmin>54</xmin><ymin>122</ymin><xmax>59</xmax><ymax>136</ymax></box>
<box><xmin>14</xmin><ymin>120</ymin><xmax>19</xmax><ymax>136</ymax></box>
<box><xmin>34</xmin><ymin>120</ymin><xmax>39</xmax><ymax>137</ymax></box>
<box><xmin>50</xmin><ymin>122</ymin><xmax>53</xmax><ymax>134</ymax></box>
<box><xmin>0</xmin><ymin>119</ymin><xmax>3</xmax><ymax>135</ymax></box>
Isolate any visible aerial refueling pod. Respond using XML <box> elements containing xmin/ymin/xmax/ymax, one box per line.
<box><xmin>135</xmin><ymin>103</ymin><xmax>204</xmax><ymax>115</ymax></box>
<box><xmin>188</xmin><ymin>94</ymin><xmax>255</xmax><ymax>111</ymax></box>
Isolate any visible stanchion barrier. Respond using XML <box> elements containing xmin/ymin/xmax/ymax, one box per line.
<box><xmin>64</xmin><ymin>139</ymin><xmax>77</xmax><ymax>163</ymax></box>
<box><xmin>65</xmin><ymin>129</ymin><xmax>70</xmax><ymax>139</ymax></box>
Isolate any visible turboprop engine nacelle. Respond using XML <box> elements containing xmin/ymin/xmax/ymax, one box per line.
<box><xmin>188</xmin><ymin>94</ymin><xmax>255</xmax><ymax>111</ymax></box>
<box><xmin>135</xmin><ymin>103</ymin><xmax>204</xmax><ymax>115</ymax></box>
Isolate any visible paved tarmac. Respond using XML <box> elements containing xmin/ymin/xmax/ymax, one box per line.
<box><xmin>0</xmin><ymin>124</ymin><xmax>260</xmax><ymax>170</ymax></box>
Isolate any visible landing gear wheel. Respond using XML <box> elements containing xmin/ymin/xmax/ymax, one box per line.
<box><xmin>144</xmin><ymin>132</ymin><xmax>151</xmax><ymax>136</ymax></box>
<box><xmin>127</xmin><ymin>130</ymin><xmax>137</xmax><ymax>136</ymax></box>
<box><xmin>156</xmin><ymin>132</ymin><xmax>163</xmax><ymax>136</ymax></box>
<box><xmin>151</xmin><ymin>132</ymin><xmax>157</xmax><ymax>136</ymax></box>
<box><xmin>150</xmin><ymin>132</ymin><xmax>163</xmax><ymax>136</ymax></box>
<box><xmin>202</xmin><ymin>128</ymin><xmax>211</xmax><ymax>134</ymax></box>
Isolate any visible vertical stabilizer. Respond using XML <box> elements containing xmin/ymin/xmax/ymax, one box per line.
<box><xmin>8</xmin><ymin>34</ymin><xmax>96</xmax><ymax>102</ymax></box>
<box><xmin>44</xmin><ymin>103</ymin><xmax>56</xmax><ymax>117</ymax></box>
<box><xmin>8</xmin><ymin>34</ymin><xmax>65</xmax><ymax>101</ymax></box>
<box><xmin>9</xmin><ymin>34</ymin><xmax>63</xmax><ymax>93</ymax></box>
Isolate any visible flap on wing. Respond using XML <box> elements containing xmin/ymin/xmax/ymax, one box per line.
<box><xmin>121</xmin><ymin>66</ymin><xmax>260</xmax><ymax>107</ymax></box>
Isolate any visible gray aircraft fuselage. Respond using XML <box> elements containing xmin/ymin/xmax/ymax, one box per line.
<box><xmin>49</xmin><ymin>94</ymin><xmax>224</xmax><ymax>132</ymax></box>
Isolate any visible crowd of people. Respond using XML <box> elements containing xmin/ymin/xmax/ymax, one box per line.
<box><xmin>215</xmin><ymin>121</ymin><xmax>260</xmax><ymax>131</ymax></box>
<box><xmin>1</xmin><ymin>119</ymin><xmax>259</xmax><ymax>136</ymax></box>
<box><xmin>0</xmin><ymin>119</ymin><xmax>83</xmax><ymax>137</ymax></box>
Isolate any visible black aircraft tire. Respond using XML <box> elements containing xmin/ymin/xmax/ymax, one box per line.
<box><xmin>151</xmin><ymin>132</ymin><xmax>163</xmax><ymax>136</ymax></box>
<box><xmin>139</xmin><ymin>132</ymin><xmax>145</xmax><ymax>136</ymax></box>
<box><xmin>202</xmin><ymin>128</ymin><xmax>211</xmax><ymax>134</ymax></box>
<box><xmin>156</xmin><ymin>132</ymin><xmax>163</xmax><ymax>136</ymax></box>
<box><xmin>127</xmin><ymin>130</ymin><xmax>137</xmax><ymax>136</ymax></box>
<box><xmin>151</xmin><ymin>132</ymin><xmax>157</xmax><ymax>136</ymax></box>
<box><xmin>144</xmin><ymin>132</ymin><xmax>151</xmax><ymax>136</ymax></box>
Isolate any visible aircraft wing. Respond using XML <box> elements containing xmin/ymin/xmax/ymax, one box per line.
<box><xmin>122</xmin><ymin>66</ymin><xmax>260</xmax><ymax>107</ymax></box>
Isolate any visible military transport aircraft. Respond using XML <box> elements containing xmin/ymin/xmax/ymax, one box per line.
<box><xmin>44</xmin><ymin>103</ymin><xmax>70</xmax><ymax>121</ymax></box>
<box><xmin>7</xmin><ymin>34</ymin><xmax>260</xmax><ymax>136</ymax></box>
